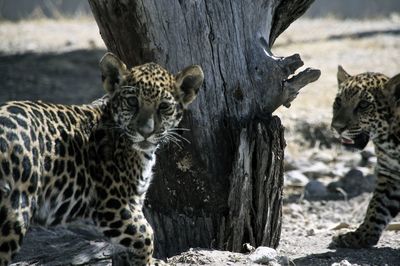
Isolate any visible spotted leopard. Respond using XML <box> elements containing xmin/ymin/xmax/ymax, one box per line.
<box><xmin>0</xmin><ymin>52</ymin><xmax>204</xmax><ymax>265</ymax></box>
<box><xmin>330</xmin><ymin>65</ymin><xmax>400</xmax><ymax>248</ymax></box>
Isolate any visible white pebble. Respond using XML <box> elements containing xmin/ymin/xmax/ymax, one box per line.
<box><xmin>248</xmin><ymin>246</ymin><xmax>278</xmax><ymax>264</ymax></box>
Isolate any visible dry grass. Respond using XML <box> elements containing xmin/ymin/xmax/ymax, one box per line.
<box><xmin>0</xmin><ymin>17</ymin><xmax>105</xmax><ymax>54</ymax></box>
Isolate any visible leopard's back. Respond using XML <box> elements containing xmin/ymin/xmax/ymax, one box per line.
<box><xmin>0</xmin><ymin>101</ymin><xmax>104</xmax><ymax>226</ymax></box>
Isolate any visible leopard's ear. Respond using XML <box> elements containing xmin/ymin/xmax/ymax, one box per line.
<box><xmin>385</xmin><ymin>73</ymin><xmax>400</xmax><ymax>102</ymax></box>
<box><xmin>175</xmin><ymin>65</ymin><xmax>204</xmax><ymax>108</ymax></box>
<box><xmin>337</xmin><ymin>65</ymin><xmax>351</xmax><ymax>85</ymax></box>
<box><xmin>99</xmin><ymin>52</ymin><xmax>128</xmax><ymax>94</ymax></box>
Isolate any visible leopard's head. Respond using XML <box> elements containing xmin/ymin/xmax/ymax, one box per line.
<box><xmin>331</xmin><ymin>65</ymin><xmax>400</xmax><ymax>150</ymax></box>
<box><xmin>99</xmin><ymin>52</ymin><xmax>204</xmax><ymax>151</ymax></box>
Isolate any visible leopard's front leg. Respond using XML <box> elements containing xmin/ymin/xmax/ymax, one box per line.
<box><xmin>93</xmin><ymin>202</ymin><xmax>167</xmax><ymax>266</ymax></box>
<box><xmin>330</xmin><ymin>173</ymin><xmax>400</xmax><ymax>248</ymax></box>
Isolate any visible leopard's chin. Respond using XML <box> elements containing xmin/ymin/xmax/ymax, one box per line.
<box><xmin>341</xmin><ymin>132</ymin><xmax>370</xmax><ymax>150</ymax></box>
<box><xmin>133</xmin><ymin>140</ymin><xmax>157</xmax><ymax>152</ymax></box>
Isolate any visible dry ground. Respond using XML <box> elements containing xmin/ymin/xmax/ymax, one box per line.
<box><xmin>1</xmin><ymin>15</ymin><xmax>400</xmax><ymax>265</ymax></box>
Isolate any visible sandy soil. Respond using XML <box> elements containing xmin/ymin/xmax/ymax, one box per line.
<box><xmin>1</xmin><ymin>16</ymin><xmax>400</xmax><ymax>266</ymax></box>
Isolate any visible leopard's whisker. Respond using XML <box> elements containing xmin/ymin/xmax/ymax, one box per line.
<box><xmin>166</xmin><ymin>131</ymin><xmax>190</xmax><ymax>144</ymax></box>
<box><xmin>168</xmin><ymin>127</ymin><xmax>190</xmax><ymax>132</ymax></box>
<box><xmin>163</xmin><ymin>136</ymin><xmax>183</xmax><ymax>149</ymax></box>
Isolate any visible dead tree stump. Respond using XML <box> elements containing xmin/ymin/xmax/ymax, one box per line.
<box><xmin>89</xmin><ymin>0</ymin><xmax>320</xmax><ymax>258</ymax></box>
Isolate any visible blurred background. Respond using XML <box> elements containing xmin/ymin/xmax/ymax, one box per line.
<box><xmin>0</xmin><ymin>0</ymin><xmax>399</xmax><ymax>108</ymax></box>
<box><xmin>1</xmin><ymin>0</ymin><xmax>399</xmax><ymax>20</ymax></box>
<box><xmin>1</xmin><ymin>0</ymin><xmax>400</xmax><ymax>264</ymax></box>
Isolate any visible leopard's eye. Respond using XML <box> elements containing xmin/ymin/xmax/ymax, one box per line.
<box><xmin>357</xmin><ymin>100</ymin><xmax>371</xmax><ymax>111</ymax></box>
<box><xmin>126</xmin><ymin>97</ymin><xmax>139</xmax><ymax>109</ymax></box>
<box><xmin>158</xmin><ymin>102</ymin><xmax>170</xmax><ymax>112</ymax></box>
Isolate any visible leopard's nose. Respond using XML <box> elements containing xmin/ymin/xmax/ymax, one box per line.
<box><xmin>137</xmin><ymin>117</ymin><xmax>154</xmax><ymax>138</ymax></box>
<box><xmin>331</xmin><ymin>120</ymin><xmax>347</xmax><ymax>134</ymax></box>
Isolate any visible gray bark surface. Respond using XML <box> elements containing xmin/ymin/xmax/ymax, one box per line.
<box><xmin>88</xmin><ymin>0</ymin><xmax>320</xmax><ymax>258</ymax></box>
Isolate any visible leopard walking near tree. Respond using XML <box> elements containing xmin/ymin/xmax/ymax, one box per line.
<box><xmin>331</xmin><ymin>66</ymin><xmax>400</xmax><ymax>248</ymax></box>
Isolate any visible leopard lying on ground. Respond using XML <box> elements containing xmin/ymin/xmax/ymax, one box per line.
<box><xmin>330</xmin><ymin>65</ymin><xmax>400</xmax><ymax>248</ymax></box>
<box><xmin>0</xmin><ymin>52</ymin><xmax>204</xmax><ymax>265</ymax></box>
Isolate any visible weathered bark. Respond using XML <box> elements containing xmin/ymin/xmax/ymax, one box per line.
<box><xmin>221</xmin><ymin>116</ymin><xmax>285</xmax><ymax>251</ymax></box>
<box><xmin>88</xmin><ymin>0</ymin><xmax>320</xmax><ymax>258</ymax></box>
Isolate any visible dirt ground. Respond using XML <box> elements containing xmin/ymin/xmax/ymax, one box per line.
<box><xmin>1</xmin><ymin>15</ymin><xmax>400</xmax><ymax>266</ymax></box>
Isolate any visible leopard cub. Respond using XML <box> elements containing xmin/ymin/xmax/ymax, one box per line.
<box><xmin>0</xmin><ymin>52</ymin><xmax>203</xmax><ymax>265</ymax></box>
<box><xmin>331</xmin><ymin>65</ymin><xmax>400</xmax><ymax>248</ymax></box>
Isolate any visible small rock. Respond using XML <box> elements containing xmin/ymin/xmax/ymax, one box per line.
<box><xmin>306</xmin><ymin>228</ymin><xmax>315</xmax><ymax>236</ymax></box>
<box><xmin>368</xmin><ymin>156</ymin><xmax>377</xmax><ymax>164</ymax></box>
<box><xmin>285</xmin><ymin>203</ymin><xmax>303</xmax><ymax>214</ymax></box>
<box><xmin>360</xmin><ymin>146</ymin><xmax>375</xmax><ymax>160</ymax></box>
<box><xmin>354</xmin><ymin>166</ymin><xmax>372</xmax><ymax>176</ymax></box>
<box><xmin>386</xmin><ymin>222</ymin><xmax>400</xmax><ymax>231</ymax></box>
<box><xmin>283</xmin><ymin>203</ymin><xmax>304</xmax><ymax>219</ymax></box>
<box><xmin>331</xmin><ymin>222</ymin><xmax>351</xmax><ymax>230</ymax></box>
<box><xmin>284</xmin><ymin>170</ymin><xmax>309</xmax><ymax>186</ymax></box>
<box><xmin>26</xmin><ymin>42</ymin><xmax>38</xmax><ymax>51</ymax></box>
<box><xmin>331</xmin><ymin>162</ymin><xmax>350</xmax><ymax>177</ymax></box>
<box><xmin>331</xmin><ymin>259</ymin><xmax>355</xmax><ymax>266</ymax></box>
<box><xmin>295</xmin><ymin>121</ymin><xmax>338</xmax><ymax>148</ymax></box>
<box><xmin>243</xmin><ymin>243</ymin><xmax>255</xmax><ymax>252</ymax></box>
<box><xmin>327</xmin><ymin>168</ymin><xmax>376</xmax><ymax>196</ymax></box>
<box><xmin>277</xmin><ymin>256</ymin><xmax>291</xmax><ymax>266</ymax></box>
<box><xmin>304</xmin><ymin>180</ymin><xmax>328</xmax><ymax>198</ymax></box>
<box><xmin>341</xmin><ymin>153</ymin><xmax>362</xmax><ymax>168</ymax></box>
<box><xmin>284</xmin><ymin>155</ymin><xmax>298</xmax><ymax>171</ymax></box>
<box><xmin>88</xmin><ymin>39</ymin><xmax>97</xmax><ymax>49</ymax></box>
<box><xmin>302</xmin><ymin>162</ymin><xmax>331</xmax><ymax>179</ymax></box>
<box><xmin>290</xmin><ymin>212</ymin><xmax>304</xmax><ymax>220</ymax></box>
<box><xmin>310</xmin><ymin>151</ymin><xmax>334</xmax><ymax>163</ymax></box>
<box><xmin>284</xmin><ymin>156</ymin><xmax>312</xmax><ymax>172</ymax></box>
<box><xmin>248</xmin><ymin>247</ymin><xmax>278</xmax><ymax>264</ymax></box>
<box><xmin>344</xmin><ymin>168</ymin><xmax>363</xmax><ymax>179</ymax></box>
<box><xmin>267</xmin><ymin>261</ymin><xmax>281</xmax><ymax>266</ymax></box>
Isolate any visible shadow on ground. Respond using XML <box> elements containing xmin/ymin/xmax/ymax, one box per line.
<box><xmin>294</xmin><ymin>247</ymin><xmax>400</xmax><ymax>266</ymax></box>
<box><xmin>275</xmin><ymin>28</ymin><xmax>400</xmax><ymax>48</ymax></box>
<box><xmin>0</xmin><ymin>49</ymin><xmax>106</xmax><ymax>104</ymax></box>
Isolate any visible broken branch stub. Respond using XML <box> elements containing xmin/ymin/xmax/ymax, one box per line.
<box><xmin>281</xmin><ymin>67</ymin><xmax>321</xmax><ymax>108</ymax></box>
<box><xmin>277</xmin><ymin>53</ymin><xmax>304</xmax><ymax>76</ymax></box>
<box><xmin>260</xmin><ymin>51</ymin><xmax>321</xmax><ymax>110</ymax></box>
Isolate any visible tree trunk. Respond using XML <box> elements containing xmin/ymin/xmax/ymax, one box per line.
<box><xmin>89</xmin><ymin>0</ymin><xmax>320</xmax><ymax>258</ymax></box>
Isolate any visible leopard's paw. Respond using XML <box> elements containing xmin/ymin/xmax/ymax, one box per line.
<box><xmin>151</xmin><ymin>258</ymin><xmax>169</xmax><ymax>266</ymax></box>
<box><xmin>329</xmin><ymin>230</ymin><xmax>379</xmax><ymax>249</ymax></box>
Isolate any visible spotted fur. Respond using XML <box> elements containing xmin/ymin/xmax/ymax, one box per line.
<box><xmin>331</xmin><ymin>65</ymin><xmax>400</xmax><ymax>248</ymax></box>
<box><xmin>0</xmin><ymin>52</ymin><xmax>204</xmax><ymax>265</ymax></box>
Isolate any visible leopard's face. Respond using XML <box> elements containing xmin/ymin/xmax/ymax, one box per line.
<box><xmin>100</xmin><ymin>53</ymin><xmax>204</xmax><ymax>151</ymax></box>
<box><xmin>108</xmin><ymin>64</ymin><xmax>185</xmax><ymax>152</ymax></box>
<box><xmin>331</xmin><ymin>66</ymin><xmax>389</xmax><ymax>150</ymax></box>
